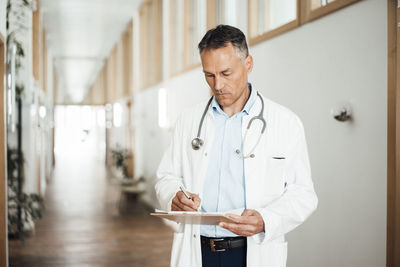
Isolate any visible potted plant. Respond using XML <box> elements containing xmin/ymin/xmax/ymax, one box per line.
<box><xmin>7</xmin><ymin>147</ymin><xmax>44</xmax><ymax>238</ymax></box>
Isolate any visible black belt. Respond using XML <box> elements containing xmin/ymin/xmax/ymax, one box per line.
<box><xmin>201</xmin><ymin>236</ymin><xmax>247</xmax><ymax>252</ymax></box>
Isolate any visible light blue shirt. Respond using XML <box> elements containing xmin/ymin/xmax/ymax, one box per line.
<box><xmin>200</xmin><ymin>83</ymin><xmax>257</xmax><ymax>237</ymax></box>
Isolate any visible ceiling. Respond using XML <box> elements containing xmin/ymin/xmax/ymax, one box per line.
<box><xmin>40</xmin><ymin>0</ymin><xmax>144</xmax><ymax>104</ymax></box>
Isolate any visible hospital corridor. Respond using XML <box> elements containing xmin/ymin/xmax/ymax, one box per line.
<box><xmin>9</xmin><ymin>105</ymin><xmax>173</xmax><ymax>266</ymax></box>
<box><xmin>0</xmin><ymin>0</ymin><xmax>397</xmax><ymax>267</ymax></box>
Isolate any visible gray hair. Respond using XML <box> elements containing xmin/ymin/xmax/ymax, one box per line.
<box><xmin>198</xmin><ymin>24</ymin><xmax>249</xmax><ymax>61</ymax></box>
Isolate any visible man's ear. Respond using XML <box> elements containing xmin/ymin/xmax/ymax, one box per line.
<box><xmin>245</xmin><ymin>55</ymin><xmax>254</xmax><ymax>74</ymax></box>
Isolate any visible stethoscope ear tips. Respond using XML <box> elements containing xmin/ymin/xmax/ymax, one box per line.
<box><xmin>191</xmin><ymin>138</ymin><xmax>204</xmax><ymax>150</ymax></box>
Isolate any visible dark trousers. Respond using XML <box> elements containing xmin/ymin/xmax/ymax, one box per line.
<box><xmin>201</xmin><ymin>238</ymin><xmax>247</xmax><ymax>267</ymax></box>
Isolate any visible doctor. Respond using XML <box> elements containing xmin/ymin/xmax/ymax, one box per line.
<box><xmin>155</xmin><ymin>25</ymin><xmax>317</xmax><ymax>267</ymax></box>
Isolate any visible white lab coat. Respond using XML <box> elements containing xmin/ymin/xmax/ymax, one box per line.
<box><xmin>155</xmin><ymin>92</ymin><xmax>318</xmax><ymax>267</ymax></box>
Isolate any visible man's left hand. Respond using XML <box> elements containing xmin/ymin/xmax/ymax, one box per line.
<box><xmin>219</xmin><ymin>209</ymin><xmax>265</xmax><ymax>237</ymax></box>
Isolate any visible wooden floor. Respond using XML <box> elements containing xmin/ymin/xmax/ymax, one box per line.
<box><xmin>8</xmin><ymin>147</ymin><xmax>173</xmax><ymax>267</ymax></box>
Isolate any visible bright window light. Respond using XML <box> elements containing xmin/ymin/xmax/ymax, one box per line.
<box><xmin>39</xmin><ymin>106</ymin><xmax>46</xmax><ymax>118</ymax></box>
<box><xmin>81</xmin><ymin>106</ymin><xmax>92</xmax><ymax>128</ymax></box>
<box><xmin>30</xmin><ymin>105</ymin><xmax>36</xmax><ymax>119</ymax></box>
<box><xmin>105</xmin><ymin>103</ymin><xmax>113</xmax><ymax>129</ymax></box>
<box><xmin>7</xmin><ymin>73</ymin><xmax>11</xmax><ymax>88</ymax></box>
<box><xmin>158</xmin><ymin>88</ymin><xmax>168</xmax><ymax>128</ymax></box>
<box><xmin>97</xmin><ymin>108</ymin><xmax>105</xmax><ymax>127</ymax></box>
<box><xmin>113</xmin><ymin>102</ymin><xmax>122</xmax><ymax>127</ymax></box>
<box><xmin>7</xmin><ymin>88</ymin><xmax>12</xmax><ymax>116</ymax></box>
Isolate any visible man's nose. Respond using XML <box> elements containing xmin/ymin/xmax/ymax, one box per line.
<box><xmin>214</xmin><ymin>76</ymin><xmax>224</xmax><ymax>91</ymax></box>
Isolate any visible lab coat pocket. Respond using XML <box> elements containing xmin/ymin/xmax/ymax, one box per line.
<box><xmin>264</xmin><ymin>157</ymin><xmax>286</xmax><ymax>196</ymax></box>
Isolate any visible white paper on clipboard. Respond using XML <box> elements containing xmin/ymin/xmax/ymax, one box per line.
<box><xmin>150</xmin><ymin>210</ymin><xmax>239</xmax><ymax>225</ymax></box>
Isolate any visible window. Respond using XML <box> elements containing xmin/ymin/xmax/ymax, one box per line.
<box><xmin>248</xmin><ymin>0</ymin><xmax>361</xmax><ymax>46</ymax></box>
<box><xmin>170</xmin><ymin>0</ymin><xmax>206</xmax><ymax>76</ymax></box>
<box><xmin>248</xmin><ymin>0</ymin><xmax>298</xmax><ymax>46</ymax></box>
<box><xmin>311</xmin><ymin>0</ymin><xmax>337</xmax><ymax>10</ymax></box>
<box><xmin>121</xmin><ymin>21</ymin><xmax>133</xmax><ymax>97</ymax></box>
<box><xmin>170</xmin><ymin>0</ymin><xmax>184</xmax><ymax>75</ymax></box>
<box><xmin>185</xmin><ymin>0</ymin><xmax>207</xmax><ymax>68</ymax></box>
<box><xmin>301</xmin><ymin>0</ymin><xmax>360</xmax><ymax>24</ymax></box>
<box><xmin>207</xmin><ymin>0</ymin><xmax>239</xmax><ymax>29</ymax></box>
<box><xmin>139</xmin><ymin>0</ymin><xmax>163</xmax><ymax>89</ymax></box>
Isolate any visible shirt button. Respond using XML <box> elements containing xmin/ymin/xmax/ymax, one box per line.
<box><xmin>204</xmin><ymin>152</ymin><xmax>208</xmax><ymax>156</ymax></box>
<box><xmin>193</xmin><ymin>234</ymin><xmax>197</xmax><ymax>238</ymax></box>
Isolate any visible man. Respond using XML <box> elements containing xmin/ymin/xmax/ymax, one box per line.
<box><xmin>155</xmin><ymin>25</ymin><xmax>317</xmax><ymax>267</ymax></box>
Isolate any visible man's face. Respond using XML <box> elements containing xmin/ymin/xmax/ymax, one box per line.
<box><xmin>201</xmin><ymin>43</ymin><xmax>253</xmax><ymax>109</ymax></box>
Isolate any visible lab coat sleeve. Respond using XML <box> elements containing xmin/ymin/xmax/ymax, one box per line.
<box><xmin>155</xmin><ymin>117</ymin><xmax>184</xmax><ymax>212</ymax></box>
<box><xmin>255</xmin><ymin>116</ymin><xmax>318</xmax><ymax>243</ymax></box>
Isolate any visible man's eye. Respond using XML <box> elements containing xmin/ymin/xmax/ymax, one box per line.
<box><xmin>205</xmin><ymin>74</ymin><xmax>214</xmax><ymax>78</ymax></box>
<box><xmin>222</xmin><ymin>73</ymin><xmax>231</xmax><ymax>76</ymax></box>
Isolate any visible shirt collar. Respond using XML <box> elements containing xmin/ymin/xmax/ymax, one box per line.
<box><xmin>211</xmin><ymin>83</ymin><xmax>257</xmax><ymax>116</ymax></box>
<box><xmin>242</xmin><ymin>83</ymin><xmax>257</xmax><ymax>115</ymax></box>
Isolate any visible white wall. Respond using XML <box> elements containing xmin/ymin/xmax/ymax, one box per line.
<box><xmin>250</xmin><ymin>1</ymin><xmax>387</xmax><ymax>266</ymax></box>
<box><xmin>0</xmin><ymin>0</ymin><xmax>6</xmax><ymax>39</ymax></box>
<box><xmin>132</xmin><ymin>0</ymin><xmax>387</xmax><ymax>266</ymax></box>
<box><xmin>45</xmin><ymin>49</ymin><xmax>54</xmax><ymax>180</ymax></box>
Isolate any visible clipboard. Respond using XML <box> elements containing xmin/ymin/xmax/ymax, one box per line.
<box><xmin>150</xmin><ymin>211</ymin><xmax>238</xmax><ymax>225</ymax></box>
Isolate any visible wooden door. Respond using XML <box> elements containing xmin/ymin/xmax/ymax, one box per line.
<box><xmin>0</xmin><ymin>33</ymin><xmax>8</xmax><ymax>267</ymax></box>
<box><xmin>387</xmin><ymin>1</ymin><xmax>400</xmax><ymax>266</ymax></box>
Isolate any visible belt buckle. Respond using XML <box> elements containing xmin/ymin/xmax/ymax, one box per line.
<box><xmin>210</xmin><ymin>238</ymin><xmax>226</xmax><ymax>252</ymax></box>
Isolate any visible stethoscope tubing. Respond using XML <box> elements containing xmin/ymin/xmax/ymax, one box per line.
<box><xmin>192</xmin><ymin>92</ymin><xmax>266</xmax><ymax>158</ymax></box>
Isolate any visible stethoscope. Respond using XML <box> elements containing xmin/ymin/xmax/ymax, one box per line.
<box><xmin>191</xmin><ymin>92</ymin><xmax>266</xmax><ymax>158</ymax></box>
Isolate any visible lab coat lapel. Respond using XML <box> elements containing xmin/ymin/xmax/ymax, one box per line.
<box><xmin>189</xmin><ymin>109</ymin><xmax>214</xmax><ymax>267</ymax></box>
<box><xmin>193</xmin><ymin>109</ymin><xmax>215</xmax><ymax>199</ymax></box>
<box><xmin>242</xmin><ymin>93</ymin><xmax>268</xmax><ymax>192</ymax></box>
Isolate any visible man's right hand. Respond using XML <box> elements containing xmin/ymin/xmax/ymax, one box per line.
<box><xmin>171</xmin><ymin>191</ymin><xmax>201</xmax><ymax>211</ymax></box>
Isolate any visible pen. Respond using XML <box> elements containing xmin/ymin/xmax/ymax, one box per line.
<box><xmin>179</xmin><ymin>186</ymin><xmax>192</xmax><ymax>201</ymax></box>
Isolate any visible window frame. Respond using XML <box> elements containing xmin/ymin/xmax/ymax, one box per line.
<box><xmin>248</xmin><ymin>0</ymin><xmax>361</xmax><ymax>46</ymax></box>
<box><xmin>301</xmin><ymin>0</ymin><xmax>361</xmax><ymax>24</ymax></box>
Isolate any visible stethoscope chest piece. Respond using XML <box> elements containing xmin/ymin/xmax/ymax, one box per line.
<box><xmin>191</xmin><ymin>137</ymin><xmax>203</xmax><ymax>150</ymax></box>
